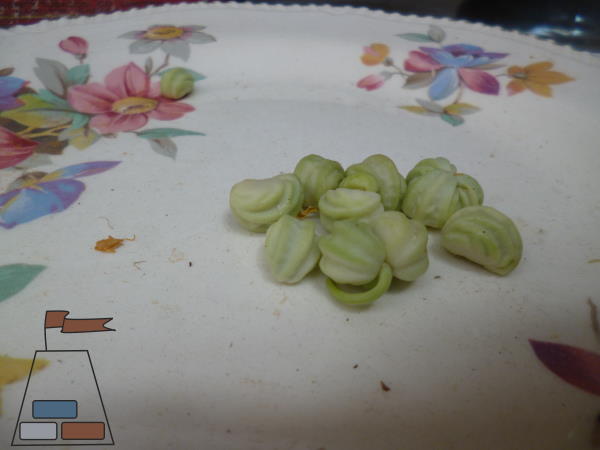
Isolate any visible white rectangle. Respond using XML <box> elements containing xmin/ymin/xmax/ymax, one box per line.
<box><xmin>19</xmin><ymin>422</ymin><xmax>57</xmax><ymax>440</ymax></box>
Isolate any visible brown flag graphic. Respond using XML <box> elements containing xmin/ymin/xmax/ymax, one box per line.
<box><xmin>45</xmin><ymin>310</ymin><xmax>114</xmax><ymax>333</ymax></box>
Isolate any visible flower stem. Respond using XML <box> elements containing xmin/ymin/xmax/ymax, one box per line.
<box><xmin>452</xmin><ymin>85</ymin><xmax>464</xmax><ymax>105</ymax></box>
<box><xmin>20</xmin><ymin>125</ymin><xmax>68</xmax><ymax>139</ymax></box>
<box><xmin>150</xmin><ymin>53</ymin><xmax>171</xmax><ymax>77</ymax></box>
<box><xmin>390</xmin><ymin>63</ymin><xmax>408</xmax><ymax>77</ymax></box>
<box><xmin>383</xmin><ymin>58</ymin><xmax>408</xmax><ymax>78</ymax></box>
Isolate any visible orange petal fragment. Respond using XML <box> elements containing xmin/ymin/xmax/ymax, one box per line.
<box><xmin>297</xmin><ymin>206</ymin><xmax>318</xmax><ymax>219</ymax></box>
<box><xmin>506</xmin><ymin>79</ymin><xmax>526</xmax><ymax>96</ymax></box>
<box><xmin>527</xmin><ymin>70</ymin><xmax>574</xmax><ymax>85</ymax></box>
<box><xmin>94</xmin><ymin>235</ymin><xmax>135</xmax><ymax>253</ymax></box>
<box><xmin>361</xmin><ymin>43</ymin><xmax>390</xmax><ymax>65</ymax></box>
<box><xmin>525</xmin><ymin>61</ymin><xmax>554</xmax><ymax>73</ymax></box>
<box><xmin>507</xmin><ymin>65</ymin><xmax>525</xmax><ymax>76</ymax></box>
<box><xmin>524</xmin><ymin>80</ymin><xmax>553</xmax><ymax>97</ymax></box>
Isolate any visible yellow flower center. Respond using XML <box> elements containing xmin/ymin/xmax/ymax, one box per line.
<box><xmin>144</xmin><ymin>26</ymin><xmax>184</xmax><ymax>40</ymax></box>
<box><xmin>111</xmin><ymin>97</ymin><xmax>158</xmax><ymax>115</ymax></box>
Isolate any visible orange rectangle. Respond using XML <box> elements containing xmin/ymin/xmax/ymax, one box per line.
<box><xmin>61</xmin><ymin>422</ymin><xmax>105</xmax><ymax>440</ymax></box>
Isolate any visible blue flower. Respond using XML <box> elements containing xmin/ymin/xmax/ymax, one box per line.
<box><xmin>405</xmin><ymin>44</ymin><xmax>508</xmax><ymax>101</ymax></box>
<box><xmin>0</xmin><ymin>75</ymin><xmax>27</xmax><ymax>111</ymax></box>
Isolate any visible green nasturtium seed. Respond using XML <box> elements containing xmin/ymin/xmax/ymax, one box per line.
<box><xmin>343</xmin><ymin>154</ymin><xmax>406</xmax><ymax>210</ymax></box>
<box><xmin>326</xmin><ymin>263</ymin><xmax>393</xmax><ymax>306</ymax></box>
<box><xmin>370</xmin><ymin>211</ymin><xmax>429</xmax><ymax>281</ymax></box>
<box><xmin>318</xmin><ymin>220</ymin><xmax>386</xmax><ymax>286</ymax></box>
<box><xmin>229</xmin><ymin>173</ymin><xmax>303</xmax><ymax>232</ymax></box>
<box><xmin>318</xmin><ymin>188</ymin><xmax>383</xmax><ymax>232</ymax></box>
<box><xmin>406</xmin><ymin>157</ymin><xmax>457</xmax><ymax>183</ymax></box>
<box><xmin>441</xmin><ymin>205</ymin><xmax>523</xmax><ymax>275</ymax></box>
<box><xmin>265</xmin><ymin>215</ymin><xmax>320</xmax><ymax>284</ymax></box>
<box><xmin>160</xmin><ymin>68</ymin><xmax>195</xmax><ymax>99</ymax></box>
<box><xmin>401</xmin><ymin>158</ymin><xmax>483</xmax><ymax>229</ymax></box>
<box><xmin>294</xmin><ymin>154</ymin><xmax>344</xmax><ymax>207</ymax></box>
<box><xmin>339</xmin><ymin>168</ymin><xmax>379</xmax><ymax>192</ymax></box>
<box><xmin>359</xmin><ymin>154</ymin><xmax>407</xmax><ymax>210</ymax></box>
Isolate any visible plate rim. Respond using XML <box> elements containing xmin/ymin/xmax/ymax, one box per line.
<box><xmin>1</xmin><ymin>1</ymin><xmax>599</xmax><ymax>66</ymax></box>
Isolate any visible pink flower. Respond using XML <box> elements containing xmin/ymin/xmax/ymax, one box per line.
<box><xmin>403</xmin><ymin>50</ymin><xmax>443</xmax><ymax>73</ymax></box>
<box><xmin>67</xmin><ymin>62</ymin><xmax>194</xmax><ymax>134</ymax></box>
<box><xmin>0</xmin><ymin>126</ymin><xmax>38</xmax><ymax>169</ymax></box>
<box><xmin>357</xmin><ymin>73</ymin><xmax>389</xmax><ymax>91</ymax></box>
<box><xmin>59</xmin><ymin>36</ymin><xmax>89</xmax><ymax>57</ymax></box>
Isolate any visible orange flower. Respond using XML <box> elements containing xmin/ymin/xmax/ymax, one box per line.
<box><xmin>506</xmin><ymin>62</ymin><xmax>573</xmax><ymax>97</ymax></box>
<box><xmin>361</xmin><ymin>43</ymin><xmax>390</xmax><ymax>66</ymax></box>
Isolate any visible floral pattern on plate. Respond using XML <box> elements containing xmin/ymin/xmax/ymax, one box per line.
<box><xmin>357</xmin><ymin>25</ymin><xmax>574</xmax><ymax>126</ymax></box>
<box><xmin>0</xmin><ymin>25</ymin><xmax>216</xmax><ymax>229</ymax></box>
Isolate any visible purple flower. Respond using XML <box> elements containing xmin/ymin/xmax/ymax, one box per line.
<box><xmin>0</xmin><ymin>75</ymin><xmax>27</xmax><ymax>111</ymax></box>
<box><xmin>404</xmin><ymin>43</ymin><xmax>507</xmax><ymax>100</ymax></box>
<box><xmin>0</xmin><ymin>161</ymin><xmax>120</xmax><ymax>229</ymax></box>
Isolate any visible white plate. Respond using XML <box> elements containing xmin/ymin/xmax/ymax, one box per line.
<box><xmin>1</xmin><ymin>3</ymin><xmax>599</xmax><ymax>449</ymax></box>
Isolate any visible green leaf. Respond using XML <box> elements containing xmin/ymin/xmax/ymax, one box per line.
<box><xmin>65</xmin><ymin>128</ymin><xmax>100</xmax><ymax>150</ymax></box>
<box><xmin>137</xmin><ymin>128</ymin><xmax>205</xmax><ymax>139</ymax></box>
<box><xmin>440</xmin><ymin>113</ymin><xmax>464</xmax><ymax>126</ymax></box>
<box><xmin>427</xmin><ymin>25</ymin><xmax>446</xmax><ymax>43</ymax></box>
<box><xmin>416</xmin><ymin>98</ymin><xmax>444</xmax><ymax>113</ymax></box>
<box><xmin>399</xmin><ymin>105</ymin><xmax>430</xmax><ymax>115</ymax></box>
<box><xmin>149</xmin><ymin>137</ymin><xmax>177</xmax><ymax>159</ymax></box>
<box><xmin>403</xmin><ymin>72</ymin><xmax>434</xmax><ymax>89</ymax></box>
<box><xmin>14</xmin><ymin>153</ymin><xmax>52</xmax><ymax>169</ymax></box>
<box><xmin>67</xmin><ymin>64</ymin><xmax>90</xmax><ymax>85</ymax></box>
<box><xmin>0</xmin><ymin>94</ymin><xmax>72</xmax><ymax>128</ymax></box>
<box><xmin>37</xmin><ymin>89</ymin><xmax>70</xmax><ymax>108</ymax></box>
<box><xmin>0</xmin><ymin>264</ymin><xmax>46</xmax><ymax>302</ymax></box>
<box><xmin>68</xmin><ymin>113</ymin><xmax>90</xmax><ymax>130</ymax></box>
<box><xmin>159</xmin><ymin>68</ymin><xmax>206</xmax><ymax>82</ymax></box>
<box><xmin>444</xmin><ymin>103</ymin><xmax>480</xmax><ymax>116</ymax></box>
<box><xmin>396</xmin><ymin>33</ymin><xmax>434</xmax><ymax>42</ymax></box>
<box><xmin>34</xmin><ymin>58</ymin><xmax>69</xmax><ymax>97</ymax></box>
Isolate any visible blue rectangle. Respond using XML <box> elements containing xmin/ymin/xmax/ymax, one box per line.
<box><xmin>32</xmin><ymin>400</ymin><xmax>77</xmax><ymax>419</ymax></box>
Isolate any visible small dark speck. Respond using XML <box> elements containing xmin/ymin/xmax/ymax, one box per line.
<box><xmin>345</xmin><ymin>318</ymin><xmax>350</xmax><ymax>322</ymax></box>
<box><xmin>188</xmin><ymin>261</ymin><xmax>193</xmax><ymax>267</ymax></box>
<box><xmin>296</xmin><ymin>368</ymin><xmax>300</xmax><ymax>372</ymax></box>
<box><xmin>380</xmin><ymin>381</ymin><xmax>391</xmax><ymax>392</ymax></box>
<box><xmin>226</xmin><ymin>429</ymin><xmax>232</xmax><ymax>434</ymax></box>
<box><xmin>434</xmin><ymin>275</ymin><xmax>441</xmax><ymax>279</ymax></box>
<box><xmin>229</xmin><ymin>342</ymin><xmax>233</xmax><ymax>348</ymax></box>
<box><xmin>186</xmin><ymin>412</ymin><xmax>191</xmax><ymax>416</ymax></box>
<box><xmin>353</xmin><ymin>364</ymin><xmax>358</xmax><ymax>369</ymax></box>
<box><xmin>57</xmin><ymin>359</ymin><xmax>63</xmax><ymax>363</ymax></box>
<box><xmin>110</xmin><ymin>188</ymin><xmax>115</xmax><ymax>192</ymax></box>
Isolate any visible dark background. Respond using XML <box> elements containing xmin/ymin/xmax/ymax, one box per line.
<box><xmin>1</xmin><ymin>0</ymin><xmax>598</xmax><ymax>51</ymax></box>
